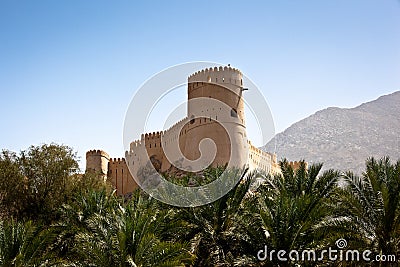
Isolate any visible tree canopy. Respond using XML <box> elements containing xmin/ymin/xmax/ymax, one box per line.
<box><xmin>1</xmin><ymin>143</ymin><xmax>400</xmax><ymax>266</ymax></box>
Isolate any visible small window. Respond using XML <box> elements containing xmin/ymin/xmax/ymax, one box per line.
<box><xmin>231</xmin><ymin>108</ymin><xmax>238</xmax><ymax>118</ymax></box>
<box><xmin>190</xmin><ymin>115</ymin><xmax>195</xmax><ymax>124</ymax></box>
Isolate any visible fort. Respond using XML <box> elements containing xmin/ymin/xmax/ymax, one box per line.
<box><xmin>86</xmin><ymin>66</ymin><xmax>301</xmax><ymax>195</ymax></box>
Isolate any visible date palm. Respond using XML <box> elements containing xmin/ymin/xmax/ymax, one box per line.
<box><xmin>237</xmin><ymin>160</ymin><xmax>340</xmax><ymax>266</ymax></box>
<box><xmin>71</xmin><ymin>190</ymin><xmax>194</xmax><ymax>266</ymax></box>
<box><xmin>51</xmin><ymin>189</ymin><xmax>120</xmax><ymax>261</ymax></box>
<box><xmin>0</xmin><ymin>220</ymin><xmax>58</xmax><ymax>266</ymax></box>
<box><xmin>172</xmin><ymin>168</ymin><xmax>254</xmax><ymax>266</ymax></box>
<box><xmin>333</xmin><ymin>157</ymin><xmax>400</xmax><ymax>260</ymax></box>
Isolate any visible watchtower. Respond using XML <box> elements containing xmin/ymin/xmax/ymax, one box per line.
<box><xmin>187</xmin><ymin>66</ymin><xmax>245</xmax><ymax>124</ymax></box>
<box><xmin>182</xmin><ymin>66</ymin><xmax>248</xmax><ymax>168</ymax></box>
<box><xmin>86</xmin><ymin>149</ymin><xmax>110</xmax><ymax>177</ymax></box>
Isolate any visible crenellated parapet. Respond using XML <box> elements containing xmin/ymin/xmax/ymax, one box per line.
<box><xmin>129</xmin><ymin>117</ymin><xmax>191</xmax><ymax>151</ymax></box>
<box><xmin>108</xmin><ymin>156</ymin><xmax>137</xmax><ymax>196</ymax></box>
<box><xmin>86</xmin><ymin>149</ymin><xmax>110</xmax><ymax>159</ymax></box>
<box><xmin>187</xmin><ymin>65</ymin><xmax>245</xmax><ymax>124</ymax></box>
<box><xmin>86</xmin><ymin>149</ymin><xmax>110</xmax><ymax>177</ymax></box>
<box><xmin>86</xmin><ymin>65</ymin><xmax>297</xmax><ymax>197</ymax></box>
<box><xmin>144</xmin><ymin>131</ymin><xmax>164</xmax><ymax>140</ymax></box>
<box><xmin>109</xmin><ymin>157</ymin><xmax>126</xmax><ymax>163</ymax></box>
<box><xmin>247</xmin><ymin>140</ymin><xmax>279</xmax><ymax>173</ymax></box>
<box><xmin>144</xmin><ymin>131</ymin><xmax>164</xmax><ymax>151</ymax></box>
<box><xmin>166</xmin><ymin>117</ymin><xmax>188</xmax><ymax>133</ymax></box>
<box><xmin>130</xmin><ymin>139</ymin><xmax>144</xmax><ymax>153</ymax></box>
<box><xmin>188</xmin><ymin>66</ymin><xmax>242</xmax><ymax>88</ymax></box>
<box><xmin>288</xmin><ymin>161</ymin><xmax>308</xmax><ymax>171</ymax></box>
<box><xmin>130</xmin><ymin>131</ymin><xmax>164</xmax><ymax>149</ymax></box>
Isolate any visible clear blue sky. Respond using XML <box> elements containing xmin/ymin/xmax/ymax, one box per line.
<box><xmin>1</xmin><ymin>1</ymin><xmax>399</xmax><ymax>170</ymax></box>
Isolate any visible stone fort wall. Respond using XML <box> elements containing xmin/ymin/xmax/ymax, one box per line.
<box><xmin>86</xmin><ymin>66</ymin><xmax>300</xmax><ymax>195</ymax></box>
<box><xmin>86</xmin><ymin>150</ymin><xmax>137</xmax><ymax>195</ymax></box>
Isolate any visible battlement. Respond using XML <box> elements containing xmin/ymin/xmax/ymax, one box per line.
<box><xmin>288</xmin><ymin>161</ymin><xmax>308</xmax><ymax>170</ymax></box>
<box><xmin>167</xmin><ymin>117</ymin><xmax>187</xmax><ymax>132</ymax></box>
<box><xmin>144</xmin><ymin>131</ymin><xmax>164</xmax><ymax>139</ymax></box>
<box><xmin>247</xmin><ymin>140</ymin><xmax>275</xmax><ymax>158</ymax></box>
<box><xmin>109</xmin><ymin>157</ymin><xmax>126</xmax><ymax>163</ymax></box>
<box><xmin>86</xmin><ymin>65</ymin><xmax>307</xmax><ymax>196</ymax></box>
<box><xmin>86</xmin><ymin>149</ymin><xmax>110</xmax><ymax>178</ymax></box>
<box><xmin>128</xmin><ymin>118</ymin><xmax>189</xmax><ymax>154</ymax></box>
<box><xmin>188</xmin><ymin>66</ymin><xmax>243</xmax><ymax>87</ymax></box>
<box><xmin>130</xmin><ymin>139</ymin><xmax>144</xmax><ymax>152</ymax></box>
<box><xmin>86</xmin><ymin>149</ymin><xmax>110</xmax><ymax>159</ymax></box>
<box><xmin>131</xmin><ymin>139</ymin><xmax>142</xmax><ymax>146</ymax></box>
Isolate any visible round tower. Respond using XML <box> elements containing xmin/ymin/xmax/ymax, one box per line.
<box><xmin>187</xmin><ymin>66</ymin><xmax>245</xmax><ymax>124</ymax></box>
<box><xmin>182</xmin><ymin>66</ymin><xmax>248</xmax><ymax>168</ymax></box>
<box><xmin>86</xmin><ymin>149</ymin><xmax>110</xmax><ymax>176</ymax></box>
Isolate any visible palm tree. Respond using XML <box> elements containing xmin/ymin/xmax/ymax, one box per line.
<box><xmin>70</xmin><ymin>190</ymin><xmax>194</xmax><ymax>266</ymax></box>
<box><xmin>51</xmin><ymin>188</ymin><xmax>121</xmax><ymax>261</ymax></box>
<box><xmin>171</xmin><ymin>167</ymin><xmax>254</xmax><ymax>266</ymax></box>
<box><xmin>332</xmin><ymin>157</ymin><xmax>400</xmax><ymax>263</ymax></box>
<box><xmin>0</xmin><ymin>220</ymin><xmax>58</xmax><ymax>266</ymax></box>
<box><xmin>237</xmin><ymin>160</ymin><xmax>340</xmax><ymax>266</ymax></box>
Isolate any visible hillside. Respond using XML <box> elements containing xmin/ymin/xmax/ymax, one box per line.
<box><xmin>263</xmin><ymin>91</ymin><xmax>400</xmax><ymax>174</ymax></box>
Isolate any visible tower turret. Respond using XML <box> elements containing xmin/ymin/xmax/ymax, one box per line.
<box><xmin>86</xmin><ymin>149</ymin><xmax>110</xmax><ymax>177</ymax></box>
<box><xmin>187</xmin><ymin>66</ymin><xmax>245</xmax><ymax>124</ymax></box>
<box><xmin>181</xmin><ymin>66</ymin><xmax>248</xmax><ymax>168</ymax></box>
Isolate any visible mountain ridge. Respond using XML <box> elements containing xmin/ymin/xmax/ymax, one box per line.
<box><xmin>263</xmin><ymin>91</ymin><xmax>400</xmax><ymax>174</ymax></box>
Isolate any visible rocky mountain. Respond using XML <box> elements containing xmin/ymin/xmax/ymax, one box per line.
<box><xmin>263</xmin><ymin>91</ymin><xmax>400</xmax><ymax>174</ymax></box>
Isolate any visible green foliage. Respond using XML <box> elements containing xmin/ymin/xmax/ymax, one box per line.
<box><xmin>0</xmin><ymin>144</ymin><xmax>80</xmax><ymax>221</ymax></box>
<box><xmin>330</xmin><ymin>157</ymin><xmax>400</xmax><ymax>260</ymax></box>
<box><xmin>18</xmin><ymin>143</ymin><xmax>79</xmax><ymax>221</ymax></box>
<box><xmin>0</xmin><ymin>151</ymin><xmax>26</xmax><ymax>219</ymax></box>
<box><xmin>0</xmin><ymin>144</ymin><xmax>112</xmax><ymax>223</ymax></box>
<box><xmin>1</xmin><ymin>143</ymin><xmax>400</xmax><ymax>266</ymax></box>
<box><xmin>172</xmin><ymin>168</ymin><xmax>254</xmax><ymax>266</ymax></box>
<box><xmin>55</xmin><ymin>189</ymin><xmax>194</xmax><ymax>266</ymax></box>
<box><xmin>66</xmin><ymin>171</ymin><xmax>113</xmax><ymax>199</ymax></box>
<box><xmin>0</xmin><ymin>220</ymin><xmax>59</xmax><ymax>266</ymax></box>
<box><xmin>236</xmin><ymin>160</ymin><xmax>341</xmax><ymax>266</ymax></box>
